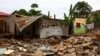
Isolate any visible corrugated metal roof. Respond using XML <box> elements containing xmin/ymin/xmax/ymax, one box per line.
<box><xmin>15</xmin><ymin>15</ymin><xmax>42</xmax><ymax>32</ymax></box>
<box><xmin>0</xmin><ymin>11</ymin><xmax>10</xmax><ymax>17</ymax></box>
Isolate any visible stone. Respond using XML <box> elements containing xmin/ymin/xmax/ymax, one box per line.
<box><xmin>64</xmin><ymin>52</ymin><xmax>76</xmax><ymax>56</ymax></box>
<box><xmin>73</xmin><ymin>44</ymin><xmax>81</xmax><ymax>47</ymax></box>
<box><xmin>0</xmin><ymin>48</ymin><xmax>7</xmax><ymax>54</ymax></box>
<box><xmin>96</xmin><ymin>55</ymin><xmax>100</xmax><ymax>56</ymax></box>
<box><xmin>79</xmin><ymin>36</ymin><xmax>84</xmax><ymax>40</ymax></box>
<box><xmin>39</xmin><ymin>45</ymin><xmax>47</xmax><ymax>51</ymax></box>
<box><xmin>92</xmin><ymin>46</ymin><xmax>98</xmax><ymax>53</ymax></box>
<box><xmin>92</xmin><ymin>46</ymin><xmax>99</xmax><ymax>50</ymax></box>
<box><xmin>59</xmin><ymin>46</ymin><xmax>67</xmax><ymax>51</ymax></box>
<box><xmin>0</xmin><ymin>35</ymin><xmax>100</xmax><ymax>56</ymax></box>
<box><xmin>76</xmin><ymin>54</ymin><xmax>82</xmax><ymax>56</ymax></box>
<box><xmin>83</xmin><ymin>37</ymin><xmax>92</xmax><ymax>42</ymax></box>
<box><xmin>67</xmin><ymin>44</ymin><xmax>73</xmax><ymax>48</ymax></box>
<box><xmin>81</xmin><ymin>42</ymin><xmax>92</xmax><ymax>46</ymax></box>
<box><xmin>62</xmin><ymin>49</ymin><xmax>67</xmax><ymax>53</ymax></box>
<box><xmin>57</xmin><ymin>51</ymin><xmax>64</xmax><ymax>56</ymax></box>
<box><xmin>35</xmin><ymin>50</ymin><xmax>44</xmax><ymax>56</ymax></box>
<box><xmin>16</xmin><ymin>41</ymin><xmax>22</xmax><ymax>45</ymax></box>
<box><xmin>18</xmin><ymin>47</ymin><xmax>27</xmax><ymax>52</ymax></box>
<box><xmin>18</xmin><ymin>47</ymin><xmax>23</xmax><ymax>51</ymax></box>
<box><xmin>88</xmin><ymin>52</ymin><xmax>95</xmax><ymax>56</ymax></box>
<box><xmin>22</xmin><ymin>48</ymin><xmax>27</xmax><ymax>52</ymax></box>
<box><xmin>63</xmin><ymin>41</ymin><xmax>73</xmax><ymax>48</ymax></box>
<box><xmin>83</xmin><ymin>49</ymin><xmax>90</xmax><ymax>53</ymax></box>
<box><xmin>59</xmin><ymin>41</ymin><xmax>64</xmax><ymax>48</ymax></box>
<box><xmin>43</xmin><ymin>52</ymin><xmax>55</xmax><ymax>56</ymax></box>
<box><xmin>21</xmin><ymin>53</ymin><xmax>37</xmax><ymax>56</ymax></box>
<box><xmin>50</xmin><ymin>46</ymin><xmax>58</xmax><ymax>52</ymax></box>
<box><xmin>70</xmin><ymin>52</ymin><xmax>77</xmax><ymax>56</ymax></box>
<box><xmin>67</xmin><ymin>48</ymin><xmax>75</xmax><ymax>53</ymax></box>
<box><xmin>75</xmin><ymin>47</ymin><xmax>83</xmax><ymax>54</ymax></box>
<box><xmin>73</xmin><ymin>38</ymin><xmax>79</xmax><ymax>44</ymax></box>
<box><xmin>59</xmin><ymin>48</ymin><xmax>65</xmax><ymax>51</ymax></box>
<box><xmin>64</xmin><ymin>53</ymin><xmax>71</xmax><ymax>56</ymax></box>
<box><xmin>4</xmin><ymin>49</ymin><xmax>14</xmax><ymax>54</ymax></box>
<box><xmin>67</xmin><ymin>36</ymin><xmax>76</xmax><ymax>43</ymax></box>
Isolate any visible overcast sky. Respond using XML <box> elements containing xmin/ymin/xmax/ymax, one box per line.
<box><xmin>0</xmin><ymin>0</ymin><xmax>100</xmax><ymax>19</ymax></box>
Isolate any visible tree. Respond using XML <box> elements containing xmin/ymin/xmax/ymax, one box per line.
<box><xmin>28</xmin><ymin>3</ymin><xmax>42</xmax><ymax>16</ymax></box>
<box><xmin>28</xmin><ymin>9</ymin><xmax>42</xmax><ymax>16</ymax></box>
<box><xmin>92</xmin><ymin>11</ymin><xmax>100</xmax><ymax>23</ymax></box>
<box><xmin>11</xmin><ymin>10</ymin><xmax>18</xmax><ymax>15</ymax></box>
<box><xmin>31</xmin><ymin>3</ymin><xmax>38</xmax><ymax>9</ymax></box>
<box><xmin>17</xmin><ymin>9</ymin><xmax>28</xmax><ymax>15</ymax></box>
<box><xmin>63</xmin><ymin>4</ymin><xmax>75</xmax><ymax>34</ymax></box>
<box><xmin>74</xmin><ymin>1</ymin><xmax>92</xmax><ymax>18</ymax></box>
<box><xmin>42</xmin><ymin>15</ymin><xmax>49</xmax><ymax>19</ymax></box>
<box><xmin>63</xmin><ymin>4</ymin><xmax>75</xmax><ymax>25</ymax></box>
<box><xmin>12</xmin><ymin>3</ymin><xmax>42</xmax><ymax>16</ymax></box>
<box><xmin>12</xmin><ymin>9</ymin><xmax>28</xmax><ymax>15</ymax></box>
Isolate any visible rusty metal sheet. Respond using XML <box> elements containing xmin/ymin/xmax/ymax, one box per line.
<box><xmin>15</xmin><ymin>15</ymin><xmax>42</xmax><ymax>32</ymax></box>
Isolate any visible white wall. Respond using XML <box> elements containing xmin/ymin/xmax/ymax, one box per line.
<box><xmin>40</xmin><ymin>26</ymin><xmax>63</xmax><ymax>38</ymax></box>
<box><xmin>87</xmin><ymin>23</ymin><xmax>94</xmax><ymax>30</ymax></box>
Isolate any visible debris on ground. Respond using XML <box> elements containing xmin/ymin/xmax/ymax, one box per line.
<box><xmin>0</xmin><ymin>33</ymin><xmax>100</xmax><ymax>56</ymax></box>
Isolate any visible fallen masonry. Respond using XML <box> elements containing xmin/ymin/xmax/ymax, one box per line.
<box><xmin>0</xmin><ymin>35</ymin><xmax>99</xmax><ymax>56</ymax></box>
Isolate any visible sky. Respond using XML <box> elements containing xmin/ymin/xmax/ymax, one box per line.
<box><xmin>0</xmin><ymin>0</ymin><xmax>100</xmax><ymax>19</ymax></box>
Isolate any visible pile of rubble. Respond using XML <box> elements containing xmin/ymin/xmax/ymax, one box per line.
<box><xmin>0</xmin><ymin>35</ymin><xmax>99</xmax><ymax>56</ymax></box>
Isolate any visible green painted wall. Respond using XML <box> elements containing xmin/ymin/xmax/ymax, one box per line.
<box><xmin>73</xmin><ymin>24</ymin><xmax>86</xmax><ymax>35</ymax></box>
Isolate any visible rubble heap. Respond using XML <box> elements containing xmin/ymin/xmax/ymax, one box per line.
<box><xmin>0</xmin><ymin>35</ymin><xmax>99</xmax><ymax>56</ymax></box>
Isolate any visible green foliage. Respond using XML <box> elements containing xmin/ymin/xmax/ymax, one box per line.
<box><xmin>57</xmin><ymin>19</ymin><xmax>66</xmax><ymax>25</ymax></box>
<box><xmin>61</xmin><ymin>1</ymin><xmax>92</xmax><ymax>25</ymax></box>
<box><xmin>17</xmin><ymin>9</ymin><xmax>28</xmax><ymax>15</ymax></box>
<box><xmin>87</xmin><ymin>15</ymin><xmax>92</xmax><ymax>24</ymax></box>
<box><xmin>62</xmin><ymin>4</ymin><xmax>75</xmax><ymax>25</ymax></box>
<box><xmin>11</xmin><ymin>10</ymin><xmax>18</xmax><ymax>15</ymax></box>
<box><xmin>28</xmin><ymin>9</ymin><xmax>42</xmax><ymax>16</ymax></box>
<box><xmin>31</xmin><ymin>3</ymin><xmax>38</xmax><ymax>9</ymax></box>
<box><xmin>92</xmin><ymin>12</ymin><xmax>100</xmax><ymax>23</ymax></box>
<box><xmin>12</xmin><ymin>3</ymin><xmax>42</xmax><ymax>16</ymax></box>
<box><xmin>42</xmin><ymin>15</ymin><xmax>49</xmax><ymax>19</ymax></box>
<box><xmin>74</xmin><ymin>1</ymin><xmax>92</xmax><ymax>18</ymax></box>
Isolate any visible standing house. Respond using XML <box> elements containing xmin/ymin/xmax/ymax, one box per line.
<box><xmin>87</xmin><ymin>10</ymin><xmax>100</xmax><ymax>30</ymax></box>
<box><xmin>73</xmin><ymin>18</ymin><xmax>87</xmax><ymax>35</ymax></box>
<box><xmin>0</xmin><ymin>12</ymin><xmax>10</xmax><ymax>34</ymax></box>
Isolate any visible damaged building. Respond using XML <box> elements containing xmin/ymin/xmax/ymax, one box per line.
<box><xmin>0</xmin><ymin>12</ymin><xmax>10</xmax><ymax>34</ymax></box>
<box><xmin>6</xmin><ymin>14</ymin><xmax>68</xmax><ymax>38</ymax></box>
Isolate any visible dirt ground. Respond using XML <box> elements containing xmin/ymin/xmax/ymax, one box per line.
<box><xmin>0</xmin><ymin>29</ymin><xmax>99</xmax><ymax>56</ymax></box>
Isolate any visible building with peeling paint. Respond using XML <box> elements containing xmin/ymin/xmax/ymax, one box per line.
<box><xmin>6</xmin><ymin>14</ymin><xmax>68</xmax><ymax>38</ymax></box>
<box><xmin>73</xmin><ymin>18</ymin><xmax>87</xmax><ymax>35</ymax></box>
<box><xmin>0</xmin><ymin>11</ymin><xmax>10</xmax><ymax>34</ymax></box>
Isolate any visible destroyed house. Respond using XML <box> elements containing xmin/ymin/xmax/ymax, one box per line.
<box><xmin>7</xmin><ymin>15</ymin><xmax>68</xmax><ymax>38</ymax></box>
<box><xmin>40</xmin><ymin>18</ymin><xmax>68</xmax><ymax>38</ymax></box>
<box><xmin>7</xmin><ymin>15</ymin><xmax>42</xmax><ymax>38</ymax></box>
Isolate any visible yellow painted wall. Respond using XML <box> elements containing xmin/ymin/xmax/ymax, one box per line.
<box><xmin>73</xmin><ymin>18</ymin><xmax>87</xmax><ymax>35</ymax></box>
<box><xmin>74</xmin><ymin>18</ymin><xmax>87</xmax><ymax>25</ymax></box>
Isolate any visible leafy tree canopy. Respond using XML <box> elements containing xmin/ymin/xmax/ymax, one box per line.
<box><xmin>92</xmin><ymin>11</ymin><xmax>100</xmax><ymax>23</ymax></box>
<box><xmin>74</xmin><ymin>1</ymin><xmax>92</xmax><ymax>18</ymax></box>
<box><xmin>31</xmin><ymin>3</ymin><xmax>38</xmax><ymax>9</ymax></box>
<box><xmin>12</xmin><ymin>3</ymin><xmax>47</xmax><ymax>17</ymax></box>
